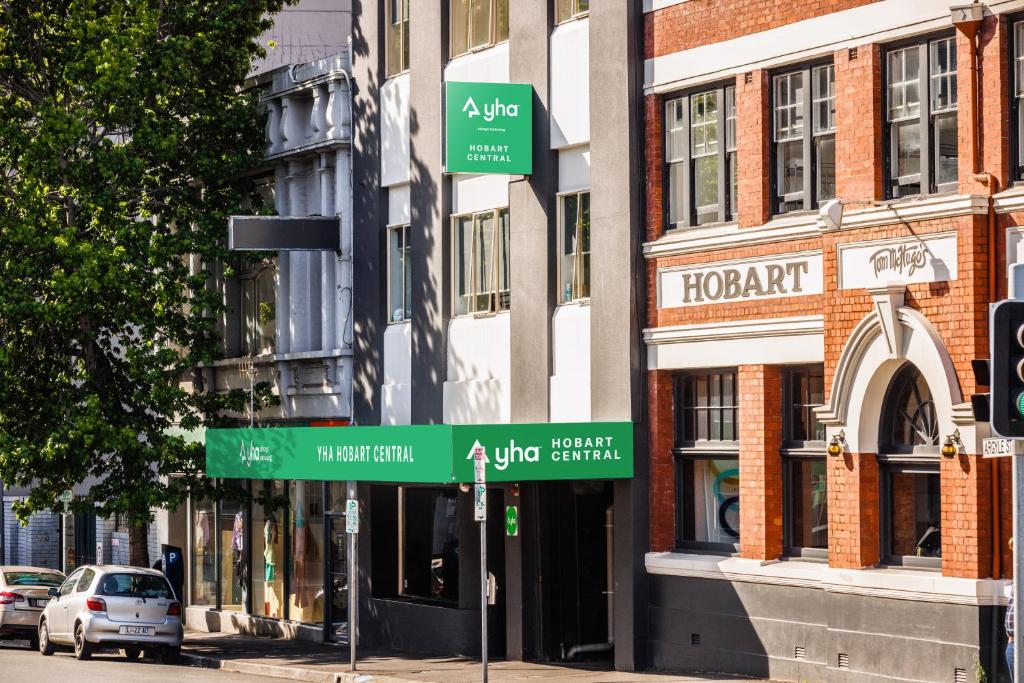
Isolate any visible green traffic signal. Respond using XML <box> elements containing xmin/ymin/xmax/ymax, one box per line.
<box><xmin>1016</xmin><ymin>391</ymin><xmax>1024</xmax><ymax>419</ymax></box>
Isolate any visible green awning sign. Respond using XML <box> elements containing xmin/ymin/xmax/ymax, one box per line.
<box><xmin>444</xmin><ymin>81</ymin><xmax>533</xmax><ymax>175</ymax></box>
<box><xmin>205</xmin><ymin>422</ymin><xmax>632</xmax><ymax>483</ymax></box>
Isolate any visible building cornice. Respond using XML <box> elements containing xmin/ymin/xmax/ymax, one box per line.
<box><xmin>644</xmin><ymin>316</ymin><xmax>824</xmax><ymax>346</ymax></box>
<box><xmin>644</xmin><ymin>195</ymin><xmax>985</xmax><ymax>260</ymax></box>
<box><xmin>645</xmin><ymin>552</ymin><xmax>1008</xmax><ymax>607</ymax></box>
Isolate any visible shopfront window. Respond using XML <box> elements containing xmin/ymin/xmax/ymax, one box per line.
<box><xmin>289</xmin><ymin>480</ymin><xmax>324</xmax><ymax>623</ymax></box>
<box><xmin>399</xmin><ymin>487</ymin><xmax>460</xmax><ymax>603</ymax></box>
<box><xmin>191</xmin><ymin>498</ymin><xmax>216</xmax><ymax>606</ymax></box>
<box><xmin>879</xmin><ymin>363</ymin><xmax>941</xmax><ymax>568</ymax></box>
<box><xmin>674</xmin><ymin>371</ymin><xmax>740</xmax><ymax>552</ymax></box>
<box><xmin>219</xmin><ymin>491</ymin><xmax>248</xmax><ymax>612</ymax></box>
<box><xmin>252</xmin><ymin>481</ymin><xmax>287</xmax><ymax>619</ymax></box>
<box><xmin>783</xmin><ymin>365</ymin><xmax>827</xmax><ymax>556</ymax></box>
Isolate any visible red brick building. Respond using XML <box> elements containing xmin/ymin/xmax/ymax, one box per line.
<box><xmin>642</xmin><ymin>1</ymin><xmax>1022</xmax><ymax>680</ymax></box>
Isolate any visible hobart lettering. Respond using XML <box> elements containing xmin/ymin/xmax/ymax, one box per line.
<box><xmin>316</xmin><ymin>444</ymin><xmax>414</xmax><ymax>464</ymax></box>
<box><xmin>681</xmin><ymin>261</ymin><xmax>808</xmax><ymax>304</ymax></box>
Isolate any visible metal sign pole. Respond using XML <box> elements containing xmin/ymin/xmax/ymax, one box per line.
<box><xmin>346</xmin><ymin>481</ymin><xmax>358</xmax><ymax>672</ymax></box>
<box><xmin>472</xmin><ymin>442</ymin><xmax>488</xmax><ymax>683</ymax></box>
<box><xmin>1010</xmin><ymin>264</ymin><xmax>1024</xmax><ymax>683</ymax></box>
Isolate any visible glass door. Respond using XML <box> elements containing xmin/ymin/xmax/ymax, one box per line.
<box><xmin>325</xmin><ymin>512</ymin><xmax>348</xmax><ymax>641</ymax></box>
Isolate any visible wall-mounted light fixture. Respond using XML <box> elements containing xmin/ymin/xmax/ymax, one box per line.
<box><xmin>827</xmin><ymin>430</ymin><xmax>848</xmax><ymax>457</ymax></box>
<box><xmin>458</xmin><ymin>483</ymin><xmax>471</xmax><ymax>493</ymax></box>
<box><xmin>941</xmin><ymin>429</ymin><xmax>964</xmax><ymax>458</ymax></box>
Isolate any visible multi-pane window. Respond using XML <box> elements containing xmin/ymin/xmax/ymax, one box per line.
<box><xmin>674</xmin><ymin>371</ymin><xmax>740</xmax><ymax>551</ymax></box>
<box><xmin>782</xmin><ymin>365</ymin><xmax>827</xmax><ymax>556</ymax></box>
<box><xmin>886</xmin><ymin>36</ymin><xmax>958</xmax><ymax>198</ymax></box>
<box><xmin>665</xmin><ymin>84</ymin><xmax>737</xmax><ymax>230</ymax></box>
<box><xmin>773</xmin><ymin>64</ymin><xmax>836</xmax><ymax>214</ymax></box>
<box><xmin>879</xmin><ymin>363</ymin><xmax>941</xmax><ymax>568</ymax></box>
<box><xmin>1013</xmin><ymin>21</ymin><xmax>1024</xmax><ymax>179</ymax></box>
<box><xmin>388</xmin><ymin>225</ymin><xmax>411</xmax><ymax>323</ymax></box>
<box><xmin>239</xmin><ymin>259</ymin><xmax>275</xmax><ymax>356</ymax></box>
<box><xmin>450</xmin><ymin>0</ymin><xmax>509</xmax><ymax>58</ymax></box>
<box><xmin>559</xmin><ymin>191</ymin><xmax>590</xmax><ymax>303</ymax></box>
<box><xmin>555</xmin><ymin>0</ymin><xmax>589</xmax><ymax>24</ymax></box>
<box><xmin>386</xmin><ymin>0</ymin><xmax>410</xmax><ymax>77</ymax></box>
<box><xmin>453</xmin><ymin>208</ymin><xmax>510</xmax><ymax>316</ymax></box>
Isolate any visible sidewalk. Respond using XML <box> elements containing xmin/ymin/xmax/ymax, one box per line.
<box><xmin>183</xmin><ymin>631</ymin><xmax>761</xmax><ymax>683</ymax></box>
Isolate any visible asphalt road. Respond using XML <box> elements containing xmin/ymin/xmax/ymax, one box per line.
<box><xmin>0</xmin><ymin>640</ymin><xmax>281</xmax><ymax>683</ymax></box>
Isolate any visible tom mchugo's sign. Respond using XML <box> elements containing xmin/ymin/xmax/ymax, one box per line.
<box><xmin>837</xmin><ymin>232</ymin><xmax>958</xmax><ymax>290</ymax></box>
<box><xmin>658</xmin><ymin>251</ymin><xmax>824</xmax><ymax>308</ymax></box>
<box><xmin>445</xmin><ymin>81</ymin><xmax>533</xmax><ymax>175</ymax></box>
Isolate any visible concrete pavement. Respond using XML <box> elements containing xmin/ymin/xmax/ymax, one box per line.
<box><xmin>183</xmin><ymin>631</ymin><xmax>763</xmax><ymax>683</ymax></box>
<box><xmin>0</xmin><ymin>640</ymin><xmax>279</xmax><ymax>682</ymax></box>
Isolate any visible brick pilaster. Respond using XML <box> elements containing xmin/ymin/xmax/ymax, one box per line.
<box><xmin>738</xmin><ymin>364</ymin><xmax>783</xmax><ymax>560</ymax></box>
<box><xmin>980</xmin><ymin>13</ymin><xmax>1011</xmax><ymax>192</ymax></box>
<box><xmin>941</xmin><ymin>453</ymin><xmax>992</xmax><ymax>578</ymax></box>
<box><xmin>649</xmin><ymin>370</ymin><xmax>676</xmax><ymax>552</ymax></box>
<box><xmin>834</xmin><ymin>44</ymin><xmax>884</xmax><ymax>202</ymax></box>
<box><xmin>645</xmin><ymin>94</ymin><xmax>666</xmax><ymax>241</ymax></box>
<box><xmin>828</xmin><ymin>452</ymin><xmax>880</xmax><ymax>569</ymax></box>
<box><xmin>736</xmin><ymin>70</ymin><xmax>771</xmax><ymax>228</ymax></box>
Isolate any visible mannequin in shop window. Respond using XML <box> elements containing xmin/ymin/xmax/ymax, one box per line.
<box><xmin>232</xmin><ymin>509</ymin><xmax>248</xmax><ymax>608</ymax></box>
<box><xmin>194</xmin><ymin>509</ymin><xmax>212</xmax><ymax>604</ymax></box>
<box><xmin>264</xmin><ymin>511</ymin><xmax>278</xmax><ymax>582</ymax></box>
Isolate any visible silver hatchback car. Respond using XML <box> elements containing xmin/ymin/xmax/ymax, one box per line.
<box><xmin>38</xmin><ymin>565</ymin><xmax>183</xmax><ymax>662</ymax></box>
<box><xmin>0</xmin><ymin>566</ymin><xmax>65</xmax><ymax>648</ymax></box>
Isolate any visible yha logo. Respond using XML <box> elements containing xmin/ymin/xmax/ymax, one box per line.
<box><xmin>462</xmin><ymin>96</ymin><xmax>520</xmax><ymax>123</ymax></box>
<box><xmin>239</xmin><ymin>440</ymin><xmax>271</xmax><ymax>467</ymax></box>
<box><xmin>493</xmin><ymin>439</ymin><xmax>539</xmax><ymax>471</ymax></box>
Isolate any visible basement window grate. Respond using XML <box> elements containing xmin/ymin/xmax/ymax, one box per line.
<box><xmin>954</xmin><ymin>668</ymin><xmax>967</xmax><ymax>683</ymax></box>
<box><xmin>691</xmin><ymin>633</ymin><xmax>701</xmax><ymax>646</ymax></box>
<box><xmin>849</xmin><ymin>46</ymin><xmax>858</xmax><ymax>60</ymax></box>
<box><xmin>794</xmin><ymin>646</ymin><xmax>806</xmax><ymax>661</ymax></box>
<box><xmin>838</xmin><ymin>653</ymin><xmax>849</xmax><ymax>669</ymax></box>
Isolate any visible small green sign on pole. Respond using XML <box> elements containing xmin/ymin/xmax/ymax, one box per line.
<box><xmin>505</xmin><ymin>505</ymin><xmax>518</xmax><ymax>537</ymax></box>
<box><xmin>445</xmin><ymin>81</ymin><xmax>533</xmax><ymax>175</ymax></box>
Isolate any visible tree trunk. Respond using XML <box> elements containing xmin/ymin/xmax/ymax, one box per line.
<box><xmin>129</xmin><ymin>520</ymin><xmax>150</xmax><ymax>567</ymax></box>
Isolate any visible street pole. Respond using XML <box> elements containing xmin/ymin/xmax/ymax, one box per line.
<box><xmin>473</xmin><ymin>442</ymin><xmax>488</xmax><ymax>683</ymax></box>
<box><xmin>1010</xmin><ymin>263</ymin><xmax>1024</xmax><ymax>683</ymax></box>
<box><xmin>346</xmin><ymin>481</ymin><xmax>358</xmax><ymax>672</ymax></box>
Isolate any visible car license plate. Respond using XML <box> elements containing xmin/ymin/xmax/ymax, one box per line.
<box><xmin>118</xmin><ymin>626</ymin><xmax>153</xmax><ymax>636</ymax></box>
<box><xmin>30</xmin><ymin>599</ymin><xmax>48</xmax><ymax>608</ymax></box>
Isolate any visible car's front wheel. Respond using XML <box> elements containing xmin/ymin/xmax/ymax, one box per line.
<box><xmin>38</xmin><ymin>621</ymin><xmax>54</xmax><ymax>656</ymax></box>
<box><xmin>73</xmin><ymin>623</ymin><xmax>92</xmax><ymax>661</ymax></box>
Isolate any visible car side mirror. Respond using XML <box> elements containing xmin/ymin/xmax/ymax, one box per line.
<box><xmin>47</xmin><ymin>587</ymin><xmax>59</xmax><ymax>598</ymax></box>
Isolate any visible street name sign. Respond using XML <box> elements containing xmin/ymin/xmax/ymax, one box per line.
<box><xmin>983</xmin><ymin>437</ymin><xmax>1024</xmax><ymax>457</ymax></box>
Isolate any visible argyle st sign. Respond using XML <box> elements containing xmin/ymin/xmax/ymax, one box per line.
<box><xmin>445</xmin><ymin>81</ymin><xmax>533</xmax><ymax>175</ymax></box>
<box><xmin>206</xmin><ymin>422</ymin><xmax>633</xmax><ymax>483</ymax></box>
<box><xmin>658</xmin><ymin>251</ymin><xmax>824</xmax><ymax>308</ymax></box>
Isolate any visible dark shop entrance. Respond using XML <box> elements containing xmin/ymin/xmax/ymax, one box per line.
<box><xmin>518</xmin><ymin>480</ymin><xmax>615</xmax><ymax>663</ymax></box>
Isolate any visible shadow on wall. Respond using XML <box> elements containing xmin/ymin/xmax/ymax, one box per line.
<box><xmin>351</xmin><ymin>0</ymin><xmax>384</xmax><ymax>426</ymax></box>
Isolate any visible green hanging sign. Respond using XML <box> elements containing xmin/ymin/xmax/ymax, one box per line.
<box><xmin>205</xmin><ymin>422</ymin><xmax>633</xmax><ymax>483</ymax></box>
<box><xmin>444</xmin><ymin>81</ymin><xmax>533</xmax><ymax>175</ymax></box>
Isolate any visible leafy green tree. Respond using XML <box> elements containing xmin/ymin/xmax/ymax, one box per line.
<box><xmin>0</xmin><ymin>1</ymin><xmax>286</xmax><ymax>565</ymax></box>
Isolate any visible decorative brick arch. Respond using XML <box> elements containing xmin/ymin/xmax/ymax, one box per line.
<box><xmin>817</xmin><ymin>287</ymin><xmax>962</xmax><ymax>454</ymax></box>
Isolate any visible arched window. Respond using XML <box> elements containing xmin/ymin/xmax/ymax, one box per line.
<box><xmin>878</xmin><ymin>364</ymin><xmax>941</xmax><ymax>568</ymax></box>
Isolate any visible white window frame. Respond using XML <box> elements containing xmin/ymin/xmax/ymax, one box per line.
<box><xmin>451</xmin><ymin>207</ymin><xmax>510</xmax><ymax>317</ymax></box>
<box><xmin>387</xmin><ymin>223</ymin><xmax>411</xmax><ymax>323</ymax></box>
<box><xmin>449</xmin><ymin>0</ymin><xmax>509</xmax><ymax>59</ymax></box>
<box><xmin>885</xmin><ymin>35</ymin><xmax>958</xmax><ymax>198</ymax></box>
<box><xmin>557</xmin><ymin>190</ymin><xmax>590</xmax><ymax>304</ymax></box>
<box><xmin>555</xmin><ymin>0</ymin><xmax>589</xmax><ymax>25</ymax></box>
<box><xmin>386</xmin><ymin>0</ymin><xmax>410</xmax><ymax>78</ymax></box>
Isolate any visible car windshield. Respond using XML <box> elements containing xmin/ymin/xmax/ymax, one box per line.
<box><xmin>3</xmin><ymin>571</ymin><xmax>64</xmax><ymax>587</ymax></box>
<box><xmin>97</xmin><ymin>573</ymin><xmax>172</xmax><ymax>599</ymax></box>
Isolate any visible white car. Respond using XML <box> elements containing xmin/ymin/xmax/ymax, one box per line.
<box><xmin>38</xmin><ymin>564</ymin><xmax>183</xmax><ymax>662</ymax></box>
<box><xmin>0</xmin><ymin>566</ymin><xmax>65</xmax><ymax>648</ymax></box>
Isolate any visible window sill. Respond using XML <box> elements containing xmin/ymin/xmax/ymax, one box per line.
<box><xmin>645</xmin><ymin>551</ymin><xmax>1008</xmax><ymax>606</ymax></box>
<box><xmin>387</xmin><ymin>319</ymin><xmax>412</xmax><ymax>327</ymax></box>
<box><xmin>556</xmin><ymin>298</ymin><xmax>590</xmax><ymax>308</ymax></box>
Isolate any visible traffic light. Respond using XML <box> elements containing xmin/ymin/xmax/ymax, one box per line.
<box><xmin>990</xmin><ymin>300</ymin><xmax>1024</xmax><ymax>437</ymax></box>
<box><xmin>971</xmin><ymin>358</ymin><xmax>990</xmax><ymax>423</ymax></box>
